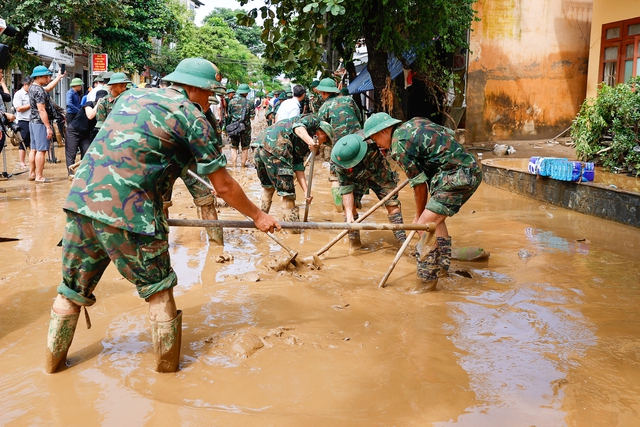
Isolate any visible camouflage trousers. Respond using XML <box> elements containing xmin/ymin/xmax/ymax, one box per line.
<box><xmin>57</xmin><ymin>212</ymin><xmax>177</xmax><ymax>307</ymax></box>
<box><xmin>163</xmin><ymin>167</ymin><xmax>213</xmax><ymax>206</ymax></box>
<box><xmin>230</xmin><ymin>127</ymin><xmax>252</xmax><ymax>150</ymax></box>
<box><xmin>351</xmin><ymin>170</ymin><xmax>402</xmax><ymax>209</ymax></box>
<box><xmin>254</xmin><ymin>147</ymin><xmax>296</xmax><ymax>198</ymax></box>
<box><xmin>427</xmin><ymin>165</ymin><xmax>483</xmax><ymax>216</ymax></box>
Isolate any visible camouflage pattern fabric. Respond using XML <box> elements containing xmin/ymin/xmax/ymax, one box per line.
<box><xmin>94</xmin><ymin>92</ymin><xmax>123</xmax><ymax>130</ymax></box>
<box><xmin>265</xmin><ymin>102</ymin><xmax>274</xmax><ymax>126</ymax></box>
<box><xmin>58</xmin><ymin>212</ymin><xmax>177</xmax><ymax>306</ymax></box>
<box><xmin>333</xmin><ymin>141</ymin><xmax>401</xmax><ymax>209</ymax></box>
<box><xmin>204</xmin><ymin>109</ymin><xmax>224</xmax><ymax>151</ymax></box>
<box><xmin>163</xmin><ymin>164</ymin><xmax>213</xmax><ymax>205</ymax></box>
<box><xmin>63</xmin><ymin>86</ymin><xmax>227</xmax><ymax>239</ymax></box>
<box><xmin>299</xmin><ymin>95</ymin><xmax>310</xmax><ymax>114</ymax></box>
<box><xmin>390</xmin><ymin>118</ymin><xmax>482</xmax><ymax>216</ymax></box>
<box><xmin>227</xmin><ymin>94</ymin><xmax>255</xmax><ymax>149</ymax></box>
<box><xmin>254</xmin><ymin>147</ymin><xmax>296</xmax><ymax>198</ymax></box>
<box><xmin>317</xmin><ymin>94</ymin><xmax>363</xmax><ymax>141</ymax></box>
<box><xmin>254</xmin><ymin>114</ymin><xmax>321</xmax><ymax>172</ymax></box>
<box><xmin>310</xmin><ymin>94</ymin><xmax>324</xmax><ymax>114</ymax></box>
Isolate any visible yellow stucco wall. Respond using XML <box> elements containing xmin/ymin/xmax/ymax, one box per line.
<box><xmin>467</xmin><ymin>0</ymin><xmax>592</xmax><ymax>142</ymax></box>
<box><xmin>585</xmin><ymin>0</ymin><xmax>640</xmax><ymax>98</ymax></box>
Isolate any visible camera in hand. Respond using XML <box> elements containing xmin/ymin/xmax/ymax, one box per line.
<box><xmin>0</xmin><ymin>111</ymin><xmax>20</xmax><ymax>134</ymax></box>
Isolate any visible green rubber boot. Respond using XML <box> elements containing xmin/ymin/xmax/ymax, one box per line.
<box><xmin>45</xmin><ymin>309</ymin><xmax>80</xmax><ymax>373</ymax></box>
<box><xmin>437</xmin><ymin>236</ymin><xmax>452</xmax><ymax>277</ymax></box>
<box><xmin>387</xmin><ymin>212</ymin><xmax>407</xmax><ymax>244</ymax></box>
<box><xmin>151</xmin><ymin>310</ymin><xmax>183</xmax><ymax>373</ymax></box>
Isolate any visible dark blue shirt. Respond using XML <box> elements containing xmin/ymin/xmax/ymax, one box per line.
<box><xmin>66</xmin><ymin>88</ymin><xmax>81</xmax><ymax>114</ymax></box>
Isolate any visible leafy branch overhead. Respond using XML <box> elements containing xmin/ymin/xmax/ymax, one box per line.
<box><xmin>237</xmin><ymin>0</ymin><xmax>476</xmax><ymax>108</ymax></box>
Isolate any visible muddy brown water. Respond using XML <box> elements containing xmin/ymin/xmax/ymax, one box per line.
<box><xmin>2</xmin><ymin>134</ymin><xmax>640</xmax><ymax>426</ymax></box>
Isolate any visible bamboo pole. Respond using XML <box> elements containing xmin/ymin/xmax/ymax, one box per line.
<box><xmin>167</xmin><ymin>219</ymin><xmax>435</xmax><ymax>231</ymax></box>
<box><xmin>378</xmin><ymin>230</ymin><xmax>417</xmax><ymax>288</ymax></box>
<box><xmin>314</xmin><ymin>179</ymin><xmax>410</xmax><ymax>256</ymax></box>
<box><xmin>303</xmin><ymin>148</ymin><xmax>316</xmax><ymax>222</ymax></box>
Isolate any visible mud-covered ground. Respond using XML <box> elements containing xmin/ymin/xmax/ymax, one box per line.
<box><xmin>2</xmin><ymin>118</ymin><xmax>640</xmax><ymax>426</ymax></box>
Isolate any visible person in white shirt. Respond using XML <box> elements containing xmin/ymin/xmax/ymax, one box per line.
<box><xmin>86</xmin><ymin>74</ymin><xmax>105</xmax><ymax>103</ymax></box>
<box><xmin>12</xmin><ymin>76</ymin><xmax>33</xmax><ymax>169</ymax></box>
<box><xmin>275</xmin><ymin>85</ymin><xmax>306</xmax><ymax>123</ymax></box>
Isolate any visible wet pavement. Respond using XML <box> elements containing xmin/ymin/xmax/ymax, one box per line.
<box><xmin>1</xmin><ymin>136</ymin><xmax>640</xmax><ymax>426</ymax></box>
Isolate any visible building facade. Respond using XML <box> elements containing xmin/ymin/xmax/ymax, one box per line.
<box><xmin>585</xmin><ymin>1</ymin><xmax>640</xmax><ymax>98</ymax></box>
<box><xmin>466</xmin><ymin>0</ymin><xmax>593</xmax><ymax>142</ymax></box>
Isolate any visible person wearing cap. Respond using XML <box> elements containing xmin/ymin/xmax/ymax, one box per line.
<box><xmin>331</xmin><ymin>133</ymin><xmax>407</xmax><ymax>251</ymax></box>
<box><xmin>275</xmin><ymin>84</ymin><xmax>306</xmax><ymax>123</ymax></box>
<box><xmin>44</xmin><ymin>57</ymin><xmax>280</xmax><ymax>375</ymax></box>
<box><xmin>364</xmin><ymin>113</ymin><xmax>482</xmax><ymax>291</ymax></box>
<box><xmin>253</xmin><ymin>114</ymin><xmax>334</xmax><ymax>229</ymax></box>
<box><xmin>27</xmin><ymin>65</ymin><xmax>57</xmax><ymax>183</ymax></box>
<box><xmin>86</xmin><ymin>73</ymin><xmax>105</xmax><ymax>103</ymax></box>
<box><xmin>226</xmin><ymin>83</ymin><xmax>255</xmax><ymax>168</ymax></box>
<box><xmin>65</xmin><ymin>78</ymin><xmax>84</xmax><ymax>124</ymax></box>
<box><xmin>91</xmin><ymin>72</ymin><xmax>131</xmax><ymax>137</ymax></box>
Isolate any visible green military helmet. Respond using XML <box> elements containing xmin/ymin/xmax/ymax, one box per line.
<box><xmin>316</xmin><ymin>77</ymin><xmax>339</xmax><ymax>93</ymax></box>
<box><xmin>101</xmin><ymin>71</ymin><xmax>114</xmax><ymax>83</ymax></box>
<box><xmin>340</xmin><ymin>87</ymin><xmax>350</xmax><ymax>96</ymax></box>
<box><xmin>108</xmin><ymin>72</ymin><xmax>131</xmax><ymax>85</ymax></box>
<box><xmin>237</xmin><ymin>83</ymin><xmax>251</xmax><ymax>94</ymax></box>
<box><xmin>363</xmin><ymin>112</ymin><xmax>402</xmax><ymax>138</ymax></box>
<box><xmin>227</xmin><ymin>88</ymin><xmax>236</xmax><ymax>94</ymax></box>
<box><xmin>93</xmin><ymin>73</ymin><xmax>104</xmax><ymax>83</ymax></box>
<box><xmin>318</xmin><ymin>121</ymin><xmax>336</xmax><ymax>144</ymax></box>
<box><xmin>310</xmin><ymin>80</ymin><xmax>320</xmax><ymax>88</ymax></box>
<box><xmin>70</xmin><ymin>78</ymin><xmax>84</xmax><ymax>87</ymax></box>
<box><xmin>286</xmin><ymin>91</ymin><xmax>292</xmax><ymax>98</ymax></box>
<box><xmin>278</xmin><ymin>92</ymin><xmax>287</xmax><ymax>100</ymax></box>
<box><xmin>331</xmin><ymin>134</ymin><xmax>367</xmax><ymax>169</ymax></box>
<box><xmin>163</xmin><ymin>57</ymin><xmax>222</xmax><ymax>91</ymax></box>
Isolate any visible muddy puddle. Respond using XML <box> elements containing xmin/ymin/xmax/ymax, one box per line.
<box><xmin>2</xmin><ymin>130</ymin><xmax>640</xmax><ymax>426</ymax></box>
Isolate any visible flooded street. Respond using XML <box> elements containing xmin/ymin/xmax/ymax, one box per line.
<box><xmin>1</xmin><ymin>137</ymin><xmax>640</xmax><ymax>426</ymax></box>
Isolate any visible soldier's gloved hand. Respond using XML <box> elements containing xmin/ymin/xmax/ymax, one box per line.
<box><xmin>254</xmin><ymin>211</ymin><xmax>281</xmax><ymax>233</ymax></box>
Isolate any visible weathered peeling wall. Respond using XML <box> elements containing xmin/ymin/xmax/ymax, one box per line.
<box><xmin>585</xmin><ymin>1</ymin><xmax>640</xmax><ymax>99</ymax></box>
<box><xmin>467</xmin><ymin>0</ymin><xmax>593</xmax><ymax>142</ymax></box>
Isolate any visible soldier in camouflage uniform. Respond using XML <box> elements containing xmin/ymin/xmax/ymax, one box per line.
<box><xmin>227</xmin><ymin>83</ymin><xmax>255</xmax><ymax>168</ymax></box>
<box><xmin>93</xmin><ymin>72</ymin><xmax>131</xmax><ymax>137</ymax></box>
<box><xmin>253</xmin><ymin>114</ymin><xmax>334</xmax><ymax>230</ymax></box>
<box><xmin>364</xmin><ymin>113</ymin><xmax>482</xmax><ymax>291</ymax></box>
<box><xmin>309</xmin><ymin>80</ymin><xmax>324</xmax><ymax>113</ymax></box>
<box><xmin>331</xmin><ymin>133</ymin><xmax>406</xmax><ymax>251</ymax></box>
<box><xmin>317</xmin><ymin>77</ymin><xmax>364</xmax><ymax>207</ymax></box>
<box><xmin>44</xmin><ymin>58</ymin><xmax>279</xmax><ymax>374</ymax></box>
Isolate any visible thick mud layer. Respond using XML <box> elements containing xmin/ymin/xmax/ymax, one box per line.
<box><xmin>2</xmin><ymin>129</ymin><xmax>640</xmax><ymax>426</ymax></box>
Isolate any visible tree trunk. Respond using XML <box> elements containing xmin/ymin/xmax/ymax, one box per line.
<box><xmin>367</xmin><ymin>44</ymin><xmax>388</xmax><ymax>111</ymax></box>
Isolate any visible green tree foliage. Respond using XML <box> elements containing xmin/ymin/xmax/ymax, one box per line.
<box><xmin>238</xmin><ymin>0</ymin><xmax>476</xmax><ymax>112</ymax></box>
<box><xmin>572</xmin><ymin>77</ymin><xmax>640</xmax><ymax>176</ymax></box>
<box><xmin>204</xmin><ymin>8</ymin><xmax>265</xmax><ymax>56</ymax></box>
<box><xmin>0</xmin><ymin>0</ymin><xmax>123</xmax><ymax>71</ymax></box>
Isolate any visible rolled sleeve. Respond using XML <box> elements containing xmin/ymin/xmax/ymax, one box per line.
<box><xmin>408</xmin><ymin>171</ymin><xmax>428</xmax><ymax>187</ymax></box>
<box><xmin>339</xmin><ymin>184</ymin><xmax>355</xmax><ymax>195</ymax></box>
<box><xmin>196</xmin><ymin>153</ymin><xmax>227</xmax><ymax>175</ymax></box>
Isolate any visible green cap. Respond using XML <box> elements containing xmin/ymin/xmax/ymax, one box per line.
<box><xmin>108</xmin><ymin>72</ymin><xmax>131</xmax><ymax>85</ymax></box>
<box><xmin>363</xmin><ymin>112</ymin><xmax>402</xmax><ymax>138</ymax></box>
<box><xmin>31</xmin><ymin>65</ymin><xmax>52</xmax><ymax>78</ymax></box>
<box><xmin>331</xmin><ymin>134</ymin><xmax>367</xmax><ymax>168</ymax></box>
<box><xmin>227</xmin><ymin>88</ymin><xmax>236</xmax><ymax>94</ymax></box>
<box><xmin>316</xmin><ymin>78</ymin><xmax>339</xmax><ymax>93</ymax></box>
<box><xmin>237</xmin><ymin>83</ymin><xmax>251</xmax><ymax>94</ymax></box>
<box><xmin>310</xmin><ymin>80</ymin><xmax>320</xmax><ymax>88</ymax></box>
<box><xmin>318</xmin><ymin>121</ymin><xmax>335</xmax><ymax>144</ymax></box>
<box><xmin>163</xmin><ymin>57</ymin><xmax>222</xmax><ymax>91</ymax></box>
<box><xmin>70</xmin><ymin>78</ymin><xmax>84</xmax><ymax>87</ymax></box>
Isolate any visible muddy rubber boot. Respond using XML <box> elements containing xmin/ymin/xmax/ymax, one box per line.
<box><xmin>282</xmin><ymin>199</ymin><xmax>301</xmax><ymax>234</ymax></box>
<box><xmin>387</xmin><ymin>212</ymin><xmax>407</xmax><ymax>244</ymax></box>
<box><xmin>416</xmin><ymin>245</ymin><xmax>440</xmax><ymax>291</ymax></box>
<box><xmin>195</xmin><ymin>194</ymin><xmax>223</xmax><ymax>245</ymax></box>
<box><xmin>151</xmin><ymin>310</ymin><xmax>182</xmax><ymax>373</ymax></box>
<box><xmin>45</xmin><ymin>309</ymin><xmax>80</xmax><ymax>373</ymax></box>
<box><xmin>437</xmin><ymin>236</ymin><xmax>452</xmax><ymax>277</ymax></box>
<box><xmin>260</xmin><ymin>188</ymin><xmax>275</xmax><ymax>213</ymax></box>
<box><xmin>348</xmin><ymin>230</ymin><xmax>362</xmax><ymax>253</ymax></box>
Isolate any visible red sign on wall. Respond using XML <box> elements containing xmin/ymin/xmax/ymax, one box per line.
<box><xmin>92</xmin><ymin>54</ymin><xmax>108</xmax><ymax>74</ymax></box>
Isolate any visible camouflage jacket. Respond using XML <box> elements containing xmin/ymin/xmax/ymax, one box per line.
<box><xmin>255</xmin><ymin>114</ymin><xmax>321</xmax><ymax>172</ymax></box>
<box><xmin>390</xmin><ymin>118</ymin><xmax>477</xmax><ymax>188</ymax></box>
<box><xmin>64</xmin><ymin>86</ymin><xmax>226</xmax><ymax>238</ymax></box>
<box><xmin>227</xmin><ymin>95</ymin><xmax>255</xmax><ymax>126</ymax></box>
<box><xmin>334</xmin><ymin>139</ymin><xmax>395</xmax><ymax>195</ymax></box>
<box><xmin>94</xmin><ymin>91</ymin><xmax>123</xmax><ymax>129</ymax></box>
<box><xmin>310</xmin><ymin>94</ymin><xmax>324</xmax><ymax>114</ymax></box>
<box><xmin>317</xmin><ymin>94</ymin><xmax>363</xmax><ymax>141</ymax></box>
